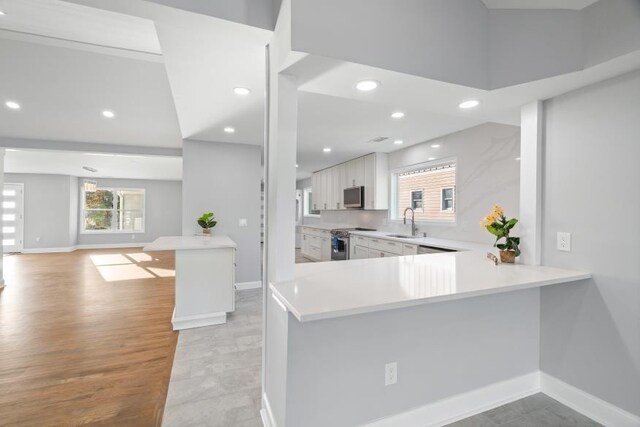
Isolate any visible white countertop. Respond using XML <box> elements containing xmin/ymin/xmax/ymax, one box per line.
<box><xmin>271</xmin><ymin>250</ymin><xmax>590</xmax><ymax>322</ymax></box>
<box><xmin>349</xmin><ymin>230</ymin><xmax>490</xmax><ymax>252</ymax></box>
<box><xmin>144</xmin><ymin>235</ymin><xmax>237</xmax><ymax>251</ymax></box>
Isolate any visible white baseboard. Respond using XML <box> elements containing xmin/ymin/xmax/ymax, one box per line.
<box><xmin>541</xmin><ymin>372</ymin><xmax>640</xmax><ymax>427</ymax></box>
<box><xmin>171</xmin><ymin>309</ymin><xmax>227</xmax><ymax>331</ymax></box>
<box><xmin>235</xmin><ymin>281</ymin><xmax>263</xmax><ymax>290</ymax></box>
<box><xmin>260</xmin><ymin>393</ymin><xmax>277</xmax><ymax>427</ymax></box>
<box><xmin>20</xmin><ymin>243</ymin><xmax>151</xmax><ymax>254</ymax></box>
<box><xmin>364</xmin><ymin>372</ymin><xmax>540</xmax><ymax>427</ymax></box>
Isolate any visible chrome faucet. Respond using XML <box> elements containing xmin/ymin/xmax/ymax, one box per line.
<box><xmin>403</xmin><ymin>207</ymin><xmax>418</xmax><ymax>236</ymax></box>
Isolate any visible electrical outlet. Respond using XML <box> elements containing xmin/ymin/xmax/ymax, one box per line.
<box><xmin>385</xmin><ymin>362</ymin><xmax>397</xmax><ymax>386</ymax></box>
<box><xmin>131</xmin><ymin>234</ymin><xmax>136</xmax><ymax>240</ymax></box>
<box><xmin>239</xmin><ymin>218</ymin><xmax>248</xmax><ymax>227</ymax></box>
<box><xmin>557</xmin><ymin>232</ymin><xmax>571</xmax><ymax>252</ymax></box>
<box><xmin>35</xmin><ymin>236</ymin><xmax>40</xmax><ymax>243</ymax></box>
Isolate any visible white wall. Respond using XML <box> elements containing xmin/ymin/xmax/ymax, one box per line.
<box><xmin>182</xmin><ymin>140</ymin><xmax>262</xmax><ymax>283</ymax></box>
<box><xmin>540</xmin><ymin>71</ymin><xmax>640</xmax><ymax>417</ymax></box>
<box><xmin>285</xmin><ymin>289</ymin><xmax>540</xmax><ymax>426</ymax></box>
<box><xmin>76</xmin><ymin>177</ymin><xmax>182</xmax><ymax>246</ymax></box>
<box><xmin>298</xmin><ymin>123</ymin><xmax>521</xmax><ymax>244</ymax></box>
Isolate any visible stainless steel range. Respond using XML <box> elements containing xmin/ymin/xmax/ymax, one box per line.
<box><xmin>330</xmin><ymin>228</ymin><xmax>376</xmax><ymax>261</ymax></box>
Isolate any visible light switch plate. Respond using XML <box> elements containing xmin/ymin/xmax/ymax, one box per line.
<box><xmin>557</xmin><ymin>232</ymin><xmax>571</xmax><ymax>252</ymax></box>
<box><xmin>239</xmin><ymin>218</ymin><xmax>248</xmax><ymax>227</ymax></box>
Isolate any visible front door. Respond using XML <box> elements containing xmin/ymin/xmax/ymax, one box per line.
<box><xmin>3</xmin><ymin>183</ymin><xmax>24</xmax><ymax>253</ymax></box>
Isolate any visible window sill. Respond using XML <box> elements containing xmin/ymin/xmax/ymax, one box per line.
<box><xmin>388</xmin><ymin>219</ymin><xmax>457</xmax><ymax>227</ymax></box>
<box><xmin>303</xmin><ymin>214</ymin><xmax>321</xmax><ymax>218</ymax></box>
<box><xmin>80</xmin><ymin>230</ymin><xmax>146</xmax><ymax>235</ymax></box>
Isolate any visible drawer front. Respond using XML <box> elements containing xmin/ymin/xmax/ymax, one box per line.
<box><xmin>353</xmin><ymin>235</ymin><xmax>369</xmax><ymax>247</ymax></box>
<box><xmin>403</xmin><ymin>244</ymin><xmax>418</xmax><ymax>255</ymax></box>
<box><xmin>370</xmin><ymin>238</ymin><xmax>403</xmax><ymax>255</ymax></box>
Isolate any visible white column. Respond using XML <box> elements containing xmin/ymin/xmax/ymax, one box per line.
<box><xmin>0</xmin><ymin>148</ymin><xmax>4</xmax><ymax>287</ymax></box>
<box><xmin>519</xmin><ymin>101</ymin><xmax>543</xmax><ymax>265</ymax></box>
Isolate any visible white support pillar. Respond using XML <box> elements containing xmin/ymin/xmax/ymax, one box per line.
<box><xmin>261</xmin><ymin>42</ymin><xmax>298</xmax><ymax>426</ymax></box>
<box><xmin>0</xmin><ymin>148</ymin><xmax>4</xmax><ymax>287</ymax></box>
<box><xmin>519</xmin><ymin>101</ymin><xmax>543</xmax><ymax>265</ymax></box>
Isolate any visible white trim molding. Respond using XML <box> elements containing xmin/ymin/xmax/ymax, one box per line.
<box><xmin>540</xmin><ymin>372</ymin><xmax>640</xmax><ymax>427</ymax></box>
<box><xmin>20</xmin><ymin>243</ymin><xmax>152</xmax><ymax>254</ymax></box>
<box><xmin>171</xmin><ymin>309</ymin><xmax>226</xmax><ymax>331</ymax></box>
<box><xmin>363</xmin><ymin>372</ymin><xmax>540</xmax><ymax>427</ymax></box>
<box><xmin>260</xmin><ymin>392</ymin><xmax>277</xmax><ymax>427</ymax></box>
<box><xmin>235</xmin><ymin>281</ymin><xmax>263</xmax><ymax>291</ymax></box>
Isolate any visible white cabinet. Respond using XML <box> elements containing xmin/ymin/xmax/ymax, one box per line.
<box><xmin>346</xmin><ymin>157</ymin><xmax>365</xmax><ymax>188</ymax></box>
<box><xmin>351</xmin><ymin>245</ymin><xmax>369</xmax><ymax>259</ymax></box>
<box><xmin>300</xmin><ymin>227</ymin><xmax>332</xmax><ymax>261</ymax></box>
<box><xmin>363</xmin><ymin>153</ymin><xmax>389</xmax><ymax>210</ymax></box>
<box><xmin>311</xmin><ymin>153</ymin><xmax>388</xmax><ymax>211</ymax></box>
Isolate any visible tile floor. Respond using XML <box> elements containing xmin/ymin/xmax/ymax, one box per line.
<box><xmin>163</xmin><ymin>288</ymin><xmax>601</xmax><ymax>427</ymax></box>
<box><xmin>446</xmin><ymin>393</ymin><xmax>601</xmax><ymax>426</ymax></box>
<box><xmin>163</xmin><ymin>289</ymin><xmax>263</xmax><ymax>427</ymax></box>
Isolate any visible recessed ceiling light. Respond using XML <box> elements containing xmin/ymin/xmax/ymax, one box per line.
<box><xmin>296</xmin><ymin>164</ymin><xmax>299</xmax><ymax>168</ymax></box>
<box><xmin>356</xmin><ymin>80</ymin><xmax>380</xmax><ymax>91</ymax></box>
<box><xmin>233</xmin><ymin>87</ymin><xmax>251</xmax><ymax>96</ymax></box>
<box><xmin>224</xmin><ymin>127</ymin><xmax>235</xmax><ymax>133</ymax></box>
<box><xmin>394</xmin><ymin>140</ymin><xmax>404</xmax><ymax>145</ymax></box>
<box><xmin>431</xmin><ymin>144</ymin><xmax>441</xmax><ymax>148</ymax></box>
<box><xmin>102</xmin><ymin>110</ymin><xmax>115</xmax><ymax>118</ymax></box>
<box><xmin>515</xmin><ymin>157</ymin><xmax>521</xmax><ymax>161</ymax></box>
<box><xmin>459</xmin><ymin>100</ymin><xmax>480</xmax><ymax>109</ymax></box>
<box><xmin>323</xmin><ymin>147</ymin><xmax>332</xmax><ymax>153</ymax></box>
<box><xmin>428</xmin><ymin>157</ymin><xmax>436</xmax><ymax>161</ymax></box>
<box><xmin>82</xmin><ymin>166</ymin><xmax>98</xmax><ymax>173</ymax></box>
<box><xmin>391</xmin><ymin>111</ymin><xmax>405</xmax><ymax>119</ymax></box>
<box><xmin>0</xmin><ymin>11</ymin><xmax>6</xmax><ymax>16</ymax></box>
<box><xmin>5</xmin><ymin>101</ymin><xmax>20</xmax><ymax>110</ymax></box>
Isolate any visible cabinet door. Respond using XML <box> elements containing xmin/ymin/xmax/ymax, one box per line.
<box><xmin>311</xmin><ymin>173</ymin><xmax>319</xmax><ymax>211</ymax></box>
<box><xmin>333</xmin><ymin>165</ymin><xmax>345</xmax><ymax>210</ymax></box>
<box><xmin>321</xmin><ymin>237</ymin><xmax>331</xmax><ymax>261</ymax></box>
<box><xmin>351</xmin><ymin>156</ymin><xmax>365</xmax><ymax>187</ymax></box>
<box><xmin>320</xmin><ymin>169</ymin><xmax>330</xmax><ymax>210</ymax></box>
<box><xmin>352</xmin><ymin>245</ymin><xmax>369</xmax><ymax>259</ymax></box>
<box><xmin>364</xmin><ymin>154</ymin><xmax>376</xmax><ymax>209</ymax></box>
<box><xmin>301</xmin><ymin>233</ymin><xmax>309</xmax><ymax>256</ymax></box>
<box><xmin>368</xmin><ymin>249</ymin><xmax>383</xmax><ymax>258</ymax></box>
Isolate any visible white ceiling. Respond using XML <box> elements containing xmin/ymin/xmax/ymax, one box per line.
<box><xmin>294</xmin><ymin>49</ymin><xmax>640</xmax><ymax>179</ymax></box>
<box><xmin>60</xmin><ymin>0</ymin><xmax>272</xmax><ymax>146</ymax></box>
<box><xmin>0</xmin><ymin>0</ymin><xmax>162</xmax><ymax>53</ymax></box>
<box><xmin>4</xmin><ymin>149</ymin><xmax>182</xmax><ymax>180</ymax></box>
<box><xmin>0</xmin><ymin>37</ymin><xmax>183</xmax><ymax>147</ymax></box>
<box><xmin>481</xmin><ymin>0</ymin><xmax>599</xmax><ymax>10</ymax></box>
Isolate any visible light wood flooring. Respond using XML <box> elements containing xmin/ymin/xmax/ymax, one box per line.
<box><xmin>0</xmin><ymin>248</ymin><xmax>178</xmax><ymax>426</ymax></box>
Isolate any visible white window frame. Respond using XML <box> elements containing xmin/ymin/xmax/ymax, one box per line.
<box><xmin>410</xmin><ymin>189</ymin><xmax>424</xmax><ymax>212</ymax></box>
<box><xmin>389</xmin><ymin>157</ymin><xmax>457</xmax><ymax>225</ymax></box>
<box><xmin>303</xmin><ymin>187</ymin><xmax>320</xmax><ymax>217</ymax></box>
<box><xmin>80</xmin><ymin>187</ymin><xmax>146</xmax><ymax>234</ymax></box>
<box><xmin>440</xmin><ymin>187</ymin><xmax>455</xmax><ymax>212</ymax></box>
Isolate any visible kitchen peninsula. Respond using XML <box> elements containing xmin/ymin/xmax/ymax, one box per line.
<box><xmin>263</xmin><ymin>251</ymin><xmax>590</xmax><ymax>427</ymax></box>
<box><xmin>144</xmin><ymin>235</ymin><xmax>236</xmax><ymax>330</ymax></box>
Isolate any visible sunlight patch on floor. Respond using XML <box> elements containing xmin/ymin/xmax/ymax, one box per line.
<box><xmin>90</xmin><ymin>252</ymin><xmax>175</xmax><ymax>282</ymax></box>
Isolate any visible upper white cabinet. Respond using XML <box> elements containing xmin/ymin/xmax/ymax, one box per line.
<box><xmin>311</xmin><ymin>153</ymin><xmax>388</xmax><ymax>211</ymax></box>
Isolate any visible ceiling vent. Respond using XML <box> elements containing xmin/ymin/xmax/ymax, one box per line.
<box><xmin>366</xmin><ymin>136</ymin><xmax>390</xmax><ymax>144</ymax></box>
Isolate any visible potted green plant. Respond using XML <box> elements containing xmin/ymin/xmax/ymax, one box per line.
<box><xmin>197</xmin><ymin>212</ymin><xmax>217</xmax><ymax>235</ymax></box>
<box><xmin>481</xmin><ymin>205</ymin><xmax>521</xmax><ymax>263</ymax></box>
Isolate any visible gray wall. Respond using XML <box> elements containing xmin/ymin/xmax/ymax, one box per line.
<box><xmin>285</xmin><ymin>289</ymin><xmax>540</xmax><ymax>426</ymax></box>
<box><xmin>182</xmin><ymin>140</ymin><xmax>262</xmax><ymax>283</ymax></box>
<box><xmin>76</xmin><ymin>178</ymin><xmax>182</xmax><ymax>246</ymax></box>
<box><xmin>5</xmin><ymin>173</ymin><xmax>77</xmax><ymax>249</ymax></box>
<box><xmin>4</xmin><ymin>173</ymin><xmax>182</xmax><ymax>249</ymax></box>
<box><xmin>540</xmin><ymin>71</ymin><xmax>640</xmax><ymax>416</ymax></box>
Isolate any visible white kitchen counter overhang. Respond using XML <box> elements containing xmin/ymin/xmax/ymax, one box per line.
<box><xmin>271</xmin><ymin>250</ymin><xmax>591</xmax><ymax>322</ymax></box>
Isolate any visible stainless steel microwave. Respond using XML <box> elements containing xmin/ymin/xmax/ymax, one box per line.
<box><xmin>344</xmin><ymin>186</ymin><xmax>364</xmax><ymax>208</ymax></box>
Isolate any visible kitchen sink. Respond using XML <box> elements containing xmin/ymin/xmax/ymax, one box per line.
<box><xmin>386</xmin><ymin>234</ymin><xmax>420</xmax><ymax>239</ymax></box>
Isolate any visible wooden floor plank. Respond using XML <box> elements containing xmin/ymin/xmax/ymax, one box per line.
<box><xmin>0</xmin><ymin>248</ymin><xmax>177</xmax><ymax>427</ymax></box>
